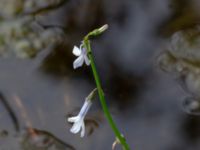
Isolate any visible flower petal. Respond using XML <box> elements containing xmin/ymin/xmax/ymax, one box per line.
<box><xmin>73</xmin><ymin>56</ymin><xmax>84</xmax><ymax>69</ymax></box>
<box><xmin>80</xmin><ymin>122</ymin><xmax>85</xmax><ymax>137</ymax></box>
<box><xmin>84</xmin><ymin>55</ymin><xmax>90</xmax><ymax>66</ymax></box>
<box><xmin>68</xmin><ymin>116</ymin><xmax>78</xmax><ymax>122</ymax></box>
<box><xmin>72</xmin><ymin>46</ymin><xmax>81</xmax><ymax>56</ymax></box>
<box><xmin>70</xmin><ymin>120</ymin><xmax>82</xmax><ymax>134</ymax></box>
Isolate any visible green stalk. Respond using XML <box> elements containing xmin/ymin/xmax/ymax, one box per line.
<box><xmin>83</xmin><ymin>37</ymin><xmax>130</xmax><ymax>150</ymax></box>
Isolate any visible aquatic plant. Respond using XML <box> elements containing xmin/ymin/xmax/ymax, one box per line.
<box><xmin>68</xmin><ymin>25</ymin><xmax>130</xmax><ymax>150</ymax></box>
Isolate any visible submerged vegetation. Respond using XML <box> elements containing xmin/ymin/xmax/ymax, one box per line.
<box><xmin>0</xmin><ymin>0</ymin><xmax>66</xmax><ymax>58</ymax></box>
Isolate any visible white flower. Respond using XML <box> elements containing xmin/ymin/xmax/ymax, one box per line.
<box><xmin>72</xmin><ymin>43</ymin><xmax>90</xmax><ymax>69</ymax></box>
<box><xmin>68</xmin><ymin>99</ymin><xmax>92</xmax><ymax>137</ymax></box>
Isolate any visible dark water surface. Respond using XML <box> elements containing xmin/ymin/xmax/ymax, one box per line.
<box><xmin>0</xmin><ymin>0</ymin><xmax>200</xmax><ymax>150</ymax></box>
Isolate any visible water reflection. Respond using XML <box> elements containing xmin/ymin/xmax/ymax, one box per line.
<box><xmin>105</xmin><ymin>63</ymin><xmax>145</xmax><ymax>111</ymax></box>
<box><xmin>1</xmin><ymin>0</ymin><xmax>200</xmax><ymax>150</ymax></box>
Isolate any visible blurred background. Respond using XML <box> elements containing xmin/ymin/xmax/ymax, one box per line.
<box><xmin>0</xmin><ymin>0</ymin><xmax>200</xmax><ymax>149</ymax></box>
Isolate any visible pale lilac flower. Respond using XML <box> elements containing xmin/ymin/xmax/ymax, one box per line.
<box><xmin>68</xmin><ymin>99</ymin><xmax>92</xmax><ymax>137</ymax></box>
<box><xmin>72</xmin><ymin>43</ymin><xmax>90</xmax><ymax>69</ymax></box>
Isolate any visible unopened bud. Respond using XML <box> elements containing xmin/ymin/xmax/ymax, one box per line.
<box><xmin>98</xmin><ymin>24</ymin><xmax>108</xmax><ymax>33</ymax></box>
<box><xmin>87</xmin><ymin>24</ymin><xmax>109</xmax><ymax>38</ymax></box>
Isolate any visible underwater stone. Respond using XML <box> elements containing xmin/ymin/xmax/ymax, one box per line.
<box><xmin>0</xmin><ymin>0</ymin><xmax>24</xmax><ymax>19</ymax></box>
<box><xmin>158</xmin><ymin>25</ymin><xmax>200</xmax><ymax>103</ymax></box>
<box><xmin>0</xmin><ymin>0</ymin><xmax>66</xmax><ymax>19</ymax></box>
<box><xmin>0</xmin><ymin>16</ymin><xmax>64</xmax><ymax>58</ymax></box>
<box><xmin>169</xmin><ymin>26</ymin><xmax>200</xmax><ymax>63</ymax></box>
<box><xmin>183</xmin><ymin>97</ymin><xmax>200</xmax><ymax>115</ymax></box>
<box><xmin>0</xmin><ymin>0</ymin><xmax>66</xmax><ymax>58</ymax></box>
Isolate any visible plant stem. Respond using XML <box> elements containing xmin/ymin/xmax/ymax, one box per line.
<box><xmin>84</xmin><ymin>38</ymin><xmax>130</xmax><ymax>150</ymax></box>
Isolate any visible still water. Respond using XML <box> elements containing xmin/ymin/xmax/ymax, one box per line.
<box><xmin>0</xmin><ymin>0</ymin><xmax>200</xmax><ymax>149</ymax></box>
